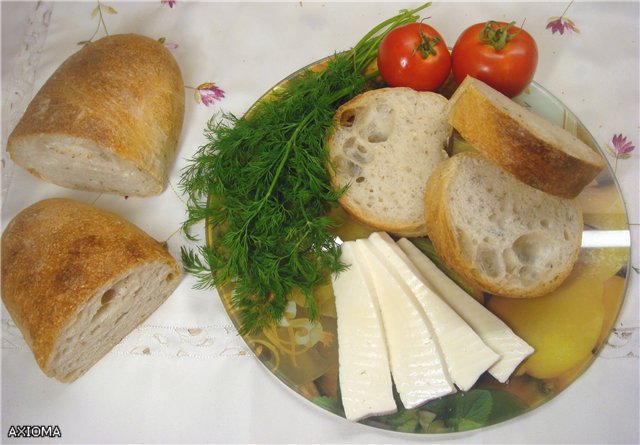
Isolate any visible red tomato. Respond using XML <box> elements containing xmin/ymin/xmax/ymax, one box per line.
<box><xmin>451</xmin><ymin>21</ymin><xmax>538</xmax><ymax>97</ymax></box>
<box><xmin>377</xmin><ymin>22</ymin><xmax>451</xmax><ymax>92</ymax></box>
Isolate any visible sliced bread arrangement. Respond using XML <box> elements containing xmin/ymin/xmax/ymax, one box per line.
<box><xmin>328</xmin><ymin>87</ymin><xmax>451</xmax><ymax>237</ymax></box>
<box><xmin>7</xmin><ymin>34</ymin><xmax>185</xmax><ymax>197</ymax></box>
<box><xmin>424</xmin><ymin>77</ymin><xmax>601</xmax><ymax>297</ymax></box>
<box><xmin>1</xmin><ymin>198</ymin><xmax>181</xmax><ymax>382</ymax></box>
<box><xmin>447</xmin><ymin>76</ymin><xmax>604</xmax><ymax>198</ymax></box>
<box><xmin>329</xmin><ymin>76</ymin><xmax>603</xmax><ymax>300</ymax></box>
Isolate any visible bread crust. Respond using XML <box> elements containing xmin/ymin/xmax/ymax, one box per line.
<box><xmin>424</xmin><ymin>151</ymin><xmax>582</xmax><ymax>298</ymax></box>
<box><xmin>1</xmin><ymin>198</ymin><xmax>181</xmax><ymax>378</ymax></box>
<box><xmin>448</xmin><ymin>77</ymin><xmax>604</xmax><ymax>199</ymax></box>
<box><xmin>7</xmin><ymin>34</ymin><xmax>185</xmax><ymax>196</ymax></box>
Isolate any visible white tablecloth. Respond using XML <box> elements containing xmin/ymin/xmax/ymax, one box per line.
<box><xmin>1</xmin><ymin>2</ymin><xmax>638</xmax><ymax>443</ymax></box>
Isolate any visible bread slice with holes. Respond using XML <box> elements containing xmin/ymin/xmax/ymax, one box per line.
<box><xmin>328</xmin><ymin>87</ymin><xmax>451</xmax><ymax>237</ymax></box>
<box><xmin>1</xmin><ymin>198</ymin><xmax>181</xmax><ymax>382</ymax></box>
<box><xmin>424</xmin><ymin>151</ymin><xmax>582</xmax><ymax>298</ymax></box>
<box><xmin>448</xmin><ymin>76</ymin><xmax>604</xmax><ymax>198</ymax></box>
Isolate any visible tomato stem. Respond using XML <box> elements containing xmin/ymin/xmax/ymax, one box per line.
<box><xmin>479</xmin><ymin>20</ymin><xmax>520</xmax><ymax>51</ymax></box>
<box><xmin>413</xmin><ymin>21</ymin><xmax>441</xmax><ymax>59</ymax></box>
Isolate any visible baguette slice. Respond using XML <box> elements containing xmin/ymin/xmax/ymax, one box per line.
<box><xmin>328</xmin><ymin>87</ymin><xmax>451</xmax><ymax>237</ymax></box>
<box><xmin>448</xmin><ymin>76</ymin><xmax>604</xmax><ymax>198</ymax></box>
<box><xmin>424</xmin><ymin>151</ymin><xmax>582</xmax><ymax>298</ymax></box>
<box><xmin>7</xmin><ymin>34</ymin><xmax>185</xmax><ymax>197</ymax></box>
<box><xmin>1</xmin><ymin>198</ymin><xmax>181</xmax><ymax>382</ymax></box>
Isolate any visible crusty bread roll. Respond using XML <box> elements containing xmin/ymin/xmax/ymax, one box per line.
<box><xmin>448</xmin><ymin>76</ymin><xmax>604</xmax><ymax>199</ymax></box>
<box><xmin>424</xmin><ymin>151</ymin><xmax>582</xmax><ymax>298</ymax></box>
<box><xmin>1</xmin><ymin>198</ymin><xmax>181</xmax><ymax>382</ymax></box>
<box><xmin>7</xmin><ymin>34</ymin><xmax>185</xmax><ymax>197</ymax></box>
<box><xmin>328</xmin><ymin>88</ymin><xmax>451</xmax><ymax>237</ymax></box>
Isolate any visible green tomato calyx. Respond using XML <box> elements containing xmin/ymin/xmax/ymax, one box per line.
<box><xmin>479</xmin><ymin>20</ymin><xmax>521</xmax><ymax>51</ymax></box>
<box><xmin>413</xmin><ymin>21</ymin><xmax>441</xmax><ymax>59</ymax></box>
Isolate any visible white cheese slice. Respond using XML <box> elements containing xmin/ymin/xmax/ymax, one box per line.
<box><xmin>355</xmin><ymin>239</ymin><xmax>454</xmax><ymax>409</ymax></box>
<box><xmin>397</xmin><ymin>238</ymin><xmax>535</xmax><ymax>383</ymax></box>
<box><xmin>332</xmin><ymin>241</ymin><xmax>396</xmax><ymax>421</ymax></box>
<box><xmin>368</xmin><ymin>232</ymin><xmax>500</xmax><ymax>391</ymax></box>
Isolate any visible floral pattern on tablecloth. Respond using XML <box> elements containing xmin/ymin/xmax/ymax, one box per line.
<box><xmin>546</xmin><ymin>0</ymin><xmax>580</xmax><ymax>35</ymax></box>
<box><xmin>79</xmin><ymin>1</ymin><xmax>225</xmax><ymax>107</ymax></box>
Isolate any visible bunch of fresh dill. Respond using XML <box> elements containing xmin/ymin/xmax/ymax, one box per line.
<box><xmin>180</xmin><ymin>3</ymin><xmax>431</xmax><ymax>335</ymax></box>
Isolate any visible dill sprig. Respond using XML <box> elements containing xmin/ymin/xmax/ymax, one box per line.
<box><xmin>180</xmin><ymin>3</ymin><xmax>432</xmax><ymax>335</ymax></box>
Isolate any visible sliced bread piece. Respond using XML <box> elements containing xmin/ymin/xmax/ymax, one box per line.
<box><xmin>328</xmin><ymin>87</ymin><xmax>451</xmax><ymax>237</ymax></box>
<box><xmin>7</xmin><ymin>34</ymin><xmax>185</xmax><ymax>196</ymax></box>
<box><xmin>447</xmin><ymin>76</ymin><xmax>604</xmax><ymax>198</ymax></box>
<box><xmin>424</xmin><ymin>151</ymin><xmax>583</xmax><ymax>298</ymax></box>
<box><xmin>1</xmin><ymin>198</ymin><xmax>181</xmax><ymax>382</ymax></box>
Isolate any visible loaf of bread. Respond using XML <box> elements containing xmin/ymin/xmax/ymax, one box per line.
<box><xmin>448</xmin><ymin>76</ymin><xmax>604</xmax><ymax>198</ymax></box>
<box><xmin>1</xmin><ymin>198</ymin><xmax>181</xmax><ymax>382</ymax></box>
<box><xmin>328</xmin><ymin>87</ymin><xmax>451</xmax><ymax>237</ymax></box>
<box><xmin>7</xmin><ymin>34</ymin><xmax>185</xmax><ymax>197</ymax></box>
<box><xmin>424</xmin><ymin>151</ymin><xmax>582</xmax><ymax>298</ymax></box>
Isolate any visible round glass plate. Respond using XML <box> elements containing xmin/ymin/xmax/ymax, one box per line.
<box><xmin>207</xmin><ymin>57</ymin><xmax>631</xmax><ymax>434</ymax></box>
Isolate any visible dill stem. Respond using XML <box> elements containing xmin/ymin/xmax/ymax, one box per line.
<box><xmin>246</xmin><ymin>111</ymin><xmax>316</xmax><ymax>227</ymax></box>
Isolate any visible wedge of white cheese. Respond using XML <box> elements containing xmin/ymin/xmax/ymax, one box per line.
<box><xmin>355</xmin><ymin>239</ymin><xmax>454</xmax><ymax>409</ymax></box>
<box><xmin>397</xmin><ymin>238</ymin><xmax>535</xmax><ymax>383</ymax></box>
<box><xmin>368</xmin><ymin>232</ymin><xmax>500</xmax><ymax>391</ymax></box>
<box><xmin>332</xmin><ymin>241</ymin><xmax>396</xmax><ymax>421</ymax></box>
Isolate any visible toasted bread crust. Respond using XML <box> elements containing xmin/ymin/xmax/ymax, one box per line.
<box><xmin>7</xmin><ymin>34</ymin><xmax>185</xmax><ymax>196</ymax></box>
<box><xmin>448</xmin><ymin>77</ymin><xmax>604</xmax><ymax>199</ymax></box>
<box><xmin>1</xmin><ymin>199</ymin><xmax>180</xmax><ymax>376</ymax></box>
